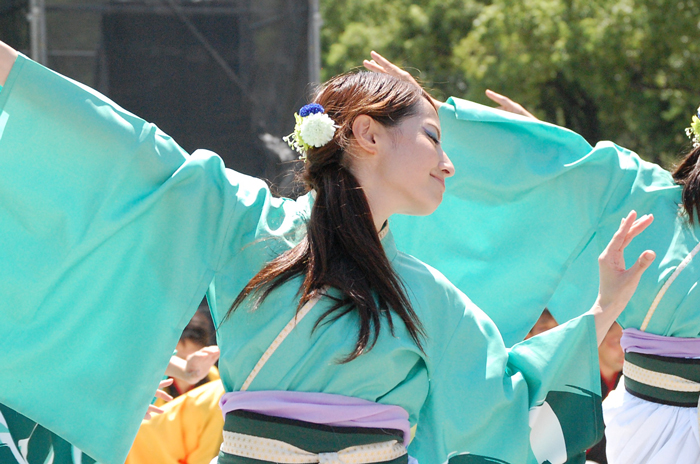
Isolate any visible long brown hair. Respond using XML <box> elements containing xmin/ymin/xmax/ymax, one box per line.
<box><xmin>673</xmin><ymin>144</ymin><xmax>700</xmax><ymax>224</ymax></box>
<box><xmin>226</xmin><ymin>72</ymin><xmax>431</xmax><ymax>361</ymax></box>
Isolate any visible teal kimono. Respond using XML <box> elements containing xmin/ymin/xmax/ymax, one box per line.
<box><xmin>0</xmin><ymin>55</ymin><xmax>602</xmax><ymax>464</ymax></box>
<box><xmin>392</xmin><ymin>98</ymin><xmax>699</xmax><ymax>345</ymax></box>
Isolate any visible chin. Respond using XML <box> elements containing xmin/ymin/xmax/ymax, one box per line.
<box><xmin>409</xmin><ymin>200</ymin><xmax>442</xmax><ymax>216</ymax></box>
<box><xmin>398</xmin><ymin>192</ymin><xmax>444</xmax><ymax>216</ymax></box>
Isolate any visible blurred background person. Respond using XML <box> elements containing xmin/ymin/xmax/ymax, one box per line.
<box><xmin>126</xmin><ymin>380</ymin><xmax>225</xmax><ymax>464</ymax></box>
<box><xmin>158</xmin><ymin>305</ymin><xmax>220</xmax><ymax>406</ymax></box>
<box><xmin>525</xmin><ymin>309</ymin><xmax>558</xmax><ymax>339</ymax></box>
<box><xmin>127</xmin><ymin>304</ymin><xmax>223</xmax><ymax>464</ymax></box>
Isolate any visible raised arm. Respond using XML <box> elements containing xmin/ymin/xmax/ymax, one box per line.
<box><xmin>363</xmin><ymin>51</ymin><xmax>537</xmax><ymax>119</ymax></box>
<box><xmin>0</xmin><ymin>41</ymin><xmax>18</xmax><ymax>86</ymax></box>
<box><xmin>363</xmin><ymin>51</ymin><xmax>443</xmax><ymax>110</ymax></box>
<box><xmin>589</xmin><ymin>210</ymin><xmax>655</xmax><ymax>344</ymax></box>
<box><xmin>484</xmin><ymin>89</ymin><xmax>537</xmax><ymax>119</ymax></box>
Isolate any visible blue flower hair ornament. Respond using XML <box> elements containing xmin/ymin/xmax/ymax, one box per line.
<box><xmin>283</xmin><ymin>103</ymin><xmax>338</xmax><ymax>159</ymax></box>
<box><xmin>298</xmin><ymin>103</ymin><xmax>324</xmax><ymax>117</ymax></box>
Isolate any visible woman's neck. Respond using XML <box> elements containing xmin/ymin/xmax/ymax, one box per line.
<box><xmin>361</xmin><ymin>184</ymin><xmax>392</xmax><ymax>232</ymax></box>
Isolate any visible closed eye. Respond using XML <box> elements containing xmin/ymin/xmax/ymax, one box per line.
<box><xmin>424</xmin><ymin>128</ymin><xmax>440</xmax><ymax>144</ymax></box>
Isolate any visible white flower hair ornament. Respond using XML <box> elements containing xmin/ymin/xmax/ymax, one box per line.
<box><xmin>283</xmin><ymin>103</ymin><xmax>338</xmax><ymax>160</ymax></box>
<box><xmin>685</xmin><ymin>106</ymin><xmax>700</xmax><ymax>148</ymax></box>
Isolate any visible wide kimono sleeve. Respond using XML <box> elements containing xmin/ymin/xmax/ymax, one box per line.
<box><xmin>390</xmin><ymin>97</ymin><xmax>678</xmax><ymax>345</ymax></box>
<box><xmin>410</xmin><ymin>295</ymin><xmax>602</xmax><ymax>464</ymax></box>
<box><xmin>0</xmin><ymin>54</ymin><xmax>305</xmax><ymax>464</ymax></box>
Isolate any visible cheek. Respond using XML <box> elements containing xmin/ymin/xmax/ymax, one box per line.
<box><xmin>400</xmin><ymin>146</ymin><xmax>434</xmax><ymax>178</ymax></box>
<box><xmin>384</xmin><ymin>148</ymin><xmax>421</xmax><ymax>183</ymax></box>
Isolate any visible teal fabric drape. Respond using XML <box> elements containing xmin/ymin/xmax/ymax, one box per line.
<box><xmin>392</xmin><ymin>97</ymin><xmax>698</xmax><ymax>346</ymax></box>
<box><xmin>1</xmin><ymin>56</ymin><xmax>603</xmax><ymax>464</ymax></box>
<box><xmin>0</xmin><ymin>55</ymin><xmax>238</xmax><ymax>463</ymax></box>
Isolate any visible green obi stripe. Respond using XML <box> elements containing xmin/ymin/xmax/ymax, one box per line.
<box><xmin>218</xmin><ymin>410</ymin><xmax>407</xmax><ymax>464</ymax></box>
<box><xmin>448</xmin><ymin>454</ymin><xmax>510</xmax><ymax>463</ymax></box>
<box><xmin>624</xmin><ymin>352</ymin><xmax>700</xmax><ymax>407</ymax></box>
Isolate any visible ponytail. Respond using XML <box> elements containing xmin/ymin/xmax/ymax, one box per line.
<box><xmin>226</xmin><ymin>71</ymin><xmax>429</xmax><ymax>362</ymax></box>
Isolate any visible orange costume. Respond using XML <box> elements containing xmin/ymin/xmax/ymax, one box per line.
<box><xmin>126</xmin><ymin>380</ymin><xmax>225</xmax><ymax>464</ymax></box>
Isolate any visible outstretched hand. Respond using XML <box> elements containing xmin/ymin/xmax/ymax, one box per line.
<box><xmin>144</xmin><ymin>378</ymin><xmax>174</xmax><ymax>420</ymax></box>
<box><xmin>363</xmin><ymin>51</ymin><xmax>419</xmax><ymax>87</ymax></box>
<box><xmin>484</xmin><ymin>89</ymin><xmax>538</xmax><ymax>120</ymax></box>
<box><xmin>363</xmin><ymin>51</ymin><xmax>540</xmax><ymax>121</ymax></box>
<box><xmin>591</xmin><ymin>211</ymin><xmax>656</xmax><ymax>344</ymax></box>
<box><xmin>363</xmin><ymin>51</ymin><xmax>442</xmax><ymax>110</ymax></box>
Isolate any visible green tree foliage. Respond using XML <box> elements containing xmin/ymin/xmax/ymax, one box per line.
<box><xmin>321</xmin><ymin>0</ymin><xmax>482</xmax><ymax>100</ymax></box>
<box><xmin>322</xmin><ymin>0</ymin><xmax>700</xmax><ymax>166</ymax></box>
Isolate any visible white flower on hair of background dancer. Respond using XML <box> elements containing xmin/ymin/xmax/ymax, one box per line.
<box><xmin>283</xmin><ymin>103</ymin><xmax>338</xmax><ymax>159</ymax></box>
<box><xmin>685</xmin><ymin>105</ymin><xmax>700</xmax><ymax>148</ymax></box>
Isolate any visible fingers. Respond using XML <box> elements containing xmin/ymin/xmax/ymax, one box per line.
<box><xmin>189</xmin><ymin>345</ymin><xmax>220</xmax><ymax>364</ymax></box>
<box><xmin>606</xmin><ymin>211</ymin><xmax>638</xmax><ymax>253</ymax></box>
<box><xmin>144</xmin><ymin>404</ymin><xmax>164</xmax><ymax>420</ymax></box>
<box><xmin>485</xmin><ymin>89</ymin><xmax>538</xmax><ymax>119</ymax></box>
<box><xmin>158</xmin><ymin>378</ymin><xmax>174</xmax><ymax>389</ymax></box>
<box><xmin>200</xmin><ymin>345</ymin><xmax>220</xmax><ymax>357</ymax></box>
<box><xmin>599</xmin><ymin>211</ymin><xmax>651</xmax><ymax>272</ymax></box>
<box><xmin>154</xmin><ymin>378</ymin><xmax>174</xmax><ymax>403</ymax></box>
<box><xmin>621</xmin><ymin>214</ymin><xmax>654</xmax><ymax>249</ymax></box>
<box><xmin>366</xmin><ymin>51</ymin><xmax>416</xmax><ymax>84</ymax></box>
<box><xmin>370</xmin><ymin>51</ymin><xmax>403</xmax><ymax>74</ymax></box>
<box><xmin>596</xmin><ymin>212</ymin><xmax>655</xmax><ymax>317</ymax></box>
<box><xmin>363</xmin><ymin>59</ymin><xmax>386</xmax><ymax>74</ymax></box>
<box><xmin>485</xmin><ymin>89</ymin><xmax>509</xmax><ymax>106</ymax></box>
<box><xmin>607</xmin><ymin>211</ymin><xmax>653</xmax><ymax>252</ymax></box>
<box><xmin>629</xmin><ymin>250</ymin><xmax>657</xmax><ymax>277</ymax></box>
<box><xmin>154</xmin><ymin>389</ymin><xmax>173</xmax><ymax>402</ymax></box>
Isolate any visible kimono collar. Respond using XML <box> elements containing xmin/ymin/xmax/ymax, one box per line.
<box><xmin>378</xmin><ymin>222</ymin><xmax>398</xmax><ymax>262</ymax></box>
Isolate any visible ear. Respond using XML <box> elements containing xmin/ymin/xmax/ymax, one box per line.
<box><xmin>351</xmin><ymin>114</ymin><xmax>381</xmax><ymax>155</ymax></box>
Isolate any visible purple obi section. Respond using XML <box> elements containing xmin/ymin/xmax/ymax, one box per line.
<box><xmin>219</xmin><ymin>390</ymin><xmax>411</xmax><ymax>446</ymax></box>
<box><xmin>622</xmin><ymin>328</ymin><xmax>700</xmax><ymax>358</ymax></box>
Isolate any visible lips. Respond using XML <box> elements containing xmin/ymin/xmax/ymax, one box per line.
<box><xmin>431</xmin><ymin>175</ymin><xmax>445</xmax><ymax>189</ymax></box>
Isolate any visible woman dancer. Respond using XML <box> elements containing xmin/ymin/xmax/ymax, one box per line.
<box><xmin>0</xmin><ymin>42</ymin><xmax>653</xmax><ymax>464</ymax></box>
<box><xmin>366</xmin><ymin>52</ymin><xmax>700</xmax><ymax>463</ymax></box>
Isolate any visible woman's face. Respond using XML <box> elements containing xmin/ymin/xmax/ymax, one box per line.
<box><xmin>375</xmin><ymin>98</ymin><xmax>455</xmax><ymax>216</ymax></box>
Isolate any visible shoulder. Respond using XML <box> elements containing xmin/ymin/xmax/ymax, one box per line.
<box><xmin>392</xmin><ymin>251</ymin><xmax>505</xmax><ymax>369</ymax></box>
<box><xmin>586</xmin><ymin>142</ymin><xmax>679</xmax><ymax>194</ymax></box>
<box><xmin>393</xmin><ymin>250</ymin><xmax>459</xmax><ymax>298</ymax></box>
<box><xmin>187</xmin><ymin>148</ymin><xmax>312</xmax><ymax>224</ymax></box>
<box><xmin>392</xmin><ymin>251</ymin><xmax>492</xmax><ymax>336</ymax></box>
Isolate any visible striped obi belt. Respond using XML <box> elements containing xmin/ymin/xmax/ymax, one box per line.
<box><xmin>217</xmin><ymin>391</ymin><xmax>411</xmax><ymax>464</ymax></box>
<box><xmin>621</xmin><ymin>328</ymin><xmax>700</xmax><ymax>408</ymax></box>
<box><xmin>216</xmin><ymin>294</ymin><xmax>411</xmax><ymax>464</ymax></box>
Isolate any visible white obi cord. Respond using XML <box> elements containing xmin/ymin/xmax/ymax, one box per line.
<box><xmin>225</xmin><ymin>289</ymin><xmax>409</xmax><ymax>463</ymax></box>
<box><xmin>221</xmin><ymin>431</ymin><xmax>406</xmax><ymax>464</ymax></box>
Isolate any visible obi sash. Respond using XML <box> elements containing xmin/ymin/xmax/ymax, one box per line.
<box><xmin>216</xmin><ymin>289</ymin><xmax>411</xmax><ymax>464</ymax></box>
<box><xmin>218</xmin><ymin>410</ymin><xmax>407</xmax><ymax>464</ymax></box>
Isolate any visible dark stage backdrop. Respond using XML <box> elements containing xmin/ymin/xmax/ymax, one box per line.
<box><xmin>0</xmin><ymin>0</ymin><xmax>311</xmax><ymax>193</ymax></box>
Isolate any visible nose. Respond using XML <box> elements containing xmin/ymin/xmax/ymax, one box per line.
<box><xmin>440</xmin><ymin>149</ymin><xmax>455</xmax><ymax>178</ymax></box>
